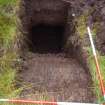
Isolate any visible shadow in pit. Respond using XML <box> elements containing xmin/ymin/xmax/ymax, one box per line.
<box><xmin>29</xmin><ymin>24</ymin><xmax>65</xmax><ymax>53</ymax></box>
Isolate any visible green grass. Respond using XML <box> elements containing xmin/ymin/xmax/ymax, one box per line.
<box><xmin>0</xmin><ymin>0</ymin><xmax>17</xmax><ymax>6</ymax></box>
<box><xmin>0</xmin><ymin>0</ymin><xmax>21</xmax><ymax>103</ymax></box>
<box><xmin>76</xmin><ymin>15</ymin><xmax>87</xmax><ymax>39</ymax></box>
<box><xmin>0</xmin><ymin>14</ymin><xmax>16</xmax><ymax>48</ymax></box>
<box><xmin>86</xmin><ymin>47</ymin><xmax>105</xmax><ymax>103</ymax></box>
<box><xmin>0</xmin><ymin>53</ymin><xmax>22</xmax><ymax>98</ymax></box>
<box><xmin>0</xmin><ymin>0</ymin><xmax>18</xmax><ymax>49</ymax></box>
<box><xmin>76</xmin><ymin>10</ymin><xmax>105</xmax><ymax>103</ymax></box>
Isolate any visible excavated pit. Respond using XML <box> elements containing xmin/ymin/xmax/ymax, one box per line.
<box><xmin>20</xmin><ymin>0</ymin><xmax>69</xmax><ymax>53</ymax></box>
<box><xmin>19</xmin><ymin>0</ymin><xmax>95</xmax><ymax>102</ymax></box>
<box><xmin>29</xmin><ymin>24</ymin><xmax>65</xmax><ymax>53</ymax></box>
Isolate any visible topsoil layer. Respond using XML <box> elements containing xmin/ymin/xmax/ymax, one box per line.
<box><xmin>20</xmin><ymin>53</ymin><xmax>95</xmax><ymax>103</ymax></box>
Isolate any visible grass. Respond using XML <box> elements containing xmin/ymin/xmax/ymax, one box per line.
<box><xmin>0</xmin><ymin>52</ymin><xmax>22</xmax><ymax>99</ymax></box>
<box><xmin>0</xmin><ymin>0</ymin><xmax>17</xmax><ymax>6</ymax></box>
<box><xmin>0</xmin><ymin>0</ymin><xmax>21</xmax><ymax>104</ymax></box>
<box><xmin>75</xmin><ymin>9</ymin><xmax>105</xmax><ymax>103</ymax></box>
<box><xmin>75</xmin><ymin>9</ymin><xmax>90</xmax><ymax>39</ymax></box>
<box><xmin>76</xmin><ymin>15</ymin><xmax>87</xmax><ymax>39</ymax></box>
<box><xmin>85</xmin><ymin>47</ymin><xmax>105</xmax><ymax>103</ymax></box>
<box><xmin>0</xmin><ymin>0</ymin><xmax>21</xmax><ymax>49</ymax></box>
<box><xmin>0</xmin><ymin>14</ymin><xmax>16</xmax><ymax>48</ymax></box>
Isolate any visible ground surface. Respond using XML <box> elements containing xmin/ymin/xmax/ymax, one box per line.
<box><xmin>20</xmin><ymin>53</ymin><xmax>95</xmax><ymax>102</ymax></box>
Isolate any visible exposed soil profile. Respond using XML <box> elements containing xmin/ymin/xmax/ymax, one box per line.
<box><xmin>19</xmin><ymin>0</ymin><xmax>95</xmax><ymax>103</ymax></box>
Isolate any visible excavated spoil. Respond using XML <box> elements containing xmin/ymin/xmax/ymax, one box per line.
<box><xmin>19</xmin><ymin>0</ymin><xmax>95</xmax><ymax>102</ymax></box>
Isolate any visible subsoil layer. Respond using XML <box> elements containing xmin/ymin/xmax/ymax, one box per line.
<box><xmin>20</xmin><ymin>53</ymin><xmax>95</xmax><ymax>102</ymax></box>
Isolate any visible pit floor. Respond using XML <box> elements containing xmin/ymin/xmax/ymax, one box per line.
<box><xmin>20</xmin><ymin>52</ymin><xmax>95</xmax><ymax>103</ymax></box>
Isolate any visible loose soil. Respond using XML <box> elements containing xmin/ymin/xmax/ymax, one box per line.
<box><xmin>20</xmin><ymin>52</ymin><xmax>95</xmax><ymax>103</ymax></box>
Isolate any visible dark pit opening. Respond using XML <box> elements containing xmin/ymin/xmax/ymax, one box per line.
<box><xmin>29</xmin><ymin>24</ymin><xmax>65</xmax><ymax>53</ymax></box>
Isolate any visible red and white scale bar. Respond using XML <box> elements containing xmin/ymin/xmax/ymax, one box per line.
<box><xmin>87</xmin><ymin>27</ymin><xmax>105</xmax><ymax>100</ymax></box>
<box><xmin>0</xmin><ymin>99</ymin><xmax>101</xmax><ymax>105</ymax></box>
